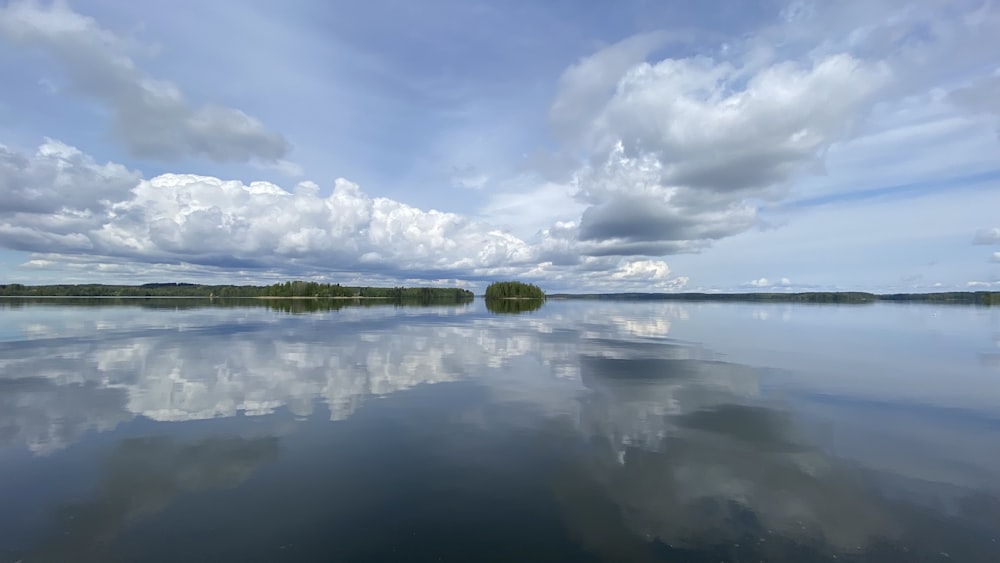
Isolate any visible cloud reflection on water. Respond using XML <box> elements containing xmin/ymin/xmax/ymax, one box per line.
<box><xmin>1</xmin><ymin>300</ymin><xmax>998</xmax><ymax>561</ymax></box>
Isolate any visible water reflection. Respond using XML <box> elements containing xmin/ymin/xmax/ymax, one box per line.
<box><xmin>0</xmin><ymin>296</ymin><xmax>472</xmax><ymax>314</ymax></box>
<box><xmin>485</xmin><ymin>298</ymin><xmax>545</xmax><ymax>314</ymax></box>
<box><xmin>28</xmin><ymin>436</ymin><xmax>280</xmax><ymax>563</ymax></box>
<box><xmin>0</xmin><ymin>300</ymin><xmax>998</xmax><ymax>561</ymax></box>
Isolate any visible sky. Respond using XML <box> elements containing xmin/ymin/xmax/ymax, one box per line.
<box><xmin>0</xmin><ymin>0</ymin><xmax>998</xmax><ymax>293</ymax></box>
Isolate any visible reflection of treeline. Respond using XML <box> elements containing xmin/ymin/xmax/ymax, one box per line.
<box><xmin>263</xmin><ymin>298</ymin><xmax>471</xmax><ymax>314</ymax></box>
<box><xmin>878</xmin><ymin>292</ymin><xmax>1000</xmax><ymax>305</ymax></box>
<box><xmin>484</xmin><ymin>281</ymin><xmax>546</xmax><ymax>300</ymax></box>
<box><xmin>485</xmin><ymin>298</ymin><xmax>545</xmax><ymax>314</ymax></box>
<box><xmin>549</xmin><ymin>291</ymin><xmax>1000</xmax><ymax>305</ymax></box>
<box><xmin>0</xmin><ymin>297</ymin><xmax>226</xmax><ymax>310</ymax></box>
<box><xmin>0</xmin><ymin>282</ymin><xmax>474</xmax><ymax>302</ymax></box>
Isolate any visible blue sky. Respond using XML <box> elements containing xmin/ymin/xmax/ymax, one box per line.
<box><xmin>1</xmin><ymin>0</ymin><xmax>998</xmax><ymax>292</ymax></box>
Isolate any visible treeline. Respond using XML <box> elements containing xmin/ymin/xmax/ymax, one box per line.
<box><xmin>259</xmin><ymin>281</ymin><xmax>473</xmax><ymax>302</ymax></box>
<box><xmin>5</xmin><ymin>283</ymin><xmax>997</xmax><ymax>305</ymax></box>
<box><xmin>548</xmin><ymin>291</ymin><xmax>1000</xmax><ymax>305</ymax></box>
<box><xmin>484</xmin><ymin>281</ymin><xmax>545</xmax><ymax>300</ymax></box>
<box><xmin>0</xmin><ymin>282</ymin><xmax>474</xmax><ymax>302</ymax></box>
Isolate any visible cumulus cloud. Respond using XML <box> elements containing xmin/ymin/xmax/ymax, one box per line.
<box><xmin>1</xmin><ymin>140</ymin><xmax>689</xmax><ymax>291</ymax></box>
<box><xmin>573</xmin><ymin>146</ymin><xmax>757</xmax><ymax>256</ymax></box>
<box><xmin>512</xmin><ymin>256</ymin><xmax>689</xmax><ymax>293</ymax></box>
<box><xmin>86</xmin><ymin>173</ymin><xmax>537</xmax><ymax>276</ymax></box>
<box><xmin>548</xmin><ymin>34</ymin><xmax>891</xmax><ymax>257</ymax></box>
<box><xmin>586</xmin><ymin>53</ymin><xmax>888</xmax><ymax>190</ymax></box>
<box><xmin>0</xmin><ymin>139</ymin><xmax>140</xmax><ymax>252</ymax></box>
<box><xmin>0</xmin><ymin>139</ymin><xmax>533</xmax><ymax>276</ymax></box>
<box><xmin>0</xmin><ymin>1</ymin><xmax>289</xmax><ymax>164</ymax></box>
<box><xmin>0</xmin><ymin>139</ymin><xmax>139</xmax><ymax>214</ymax></box>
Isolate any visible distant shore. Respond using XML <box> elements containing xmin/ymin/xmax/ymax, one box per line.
<box><xmin>548</xmin><ymin>291</ymin><xmax>1000</xmax><ymax>305</ymax></box>
<box><xmin>0</xmin><ymin>282</ymin><xmax>474</xmax><ymax>302</ymax></box>
<box><xmin>1</xmin><ymin>285</ymin><xmax>997</xmax><ymax>305</ymax></box>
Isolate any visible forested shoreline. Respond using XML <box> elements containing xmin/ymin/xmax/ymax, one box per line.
<box><xmin>2</xmin><ymin>283</ymin><xmax>997</xmax><ymax>305</ymax></box>
<box><xmin>0</xmin><ymin>282</ymin><xmax>473</xmax><ymax>302</ymax></box>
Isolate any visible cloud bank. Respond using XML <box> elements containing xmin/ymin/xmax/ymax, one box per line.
<box><xmin>0</xmin><ymin>139</ymin><xmax>686</xmax><ymax>291</ymax></box>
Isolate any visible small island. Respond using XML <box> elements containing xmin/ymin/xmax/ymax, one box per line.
<box><xmin>484</xmin><ymin>281</ymin><xmax>546</xmax><ymax>314</ymax></box>
<box><xmin>483</xmin><ymin>281</ymin><xmax>546</xmax><ymax>300</ymax></box>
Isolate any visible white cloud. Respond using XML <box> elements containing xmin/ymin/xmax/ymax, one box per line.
<box><xmin>747</xmin><ymin>277</ymin><xmax>792</xmax><ymax>289</ymax></box>
<box><xmin>0</xmin><ymin>140</ymin><xmax>532</xmax><ymax>276</ymax></box>
<box><xmin>0</xmin><ymin>1</ymin><xmax>288</xmax><ymax>164</ymax></box>
<box><xmin>0</xmin><ymin>139</ymin><xmax>139</xmax><ymax>214</ymax></box>
<box><xmin>992</xmin><ymin>252</ymin><xmax>1000</xmax><ymax>264</ymax></box>
<box><xmin>610</xmin><ymin>259</ymin><xmax>673</xmax><ymax>281</ymax></box>
<box><xmin>588</xmin><ymin>53</ymin><xmax>889</xmax><ymax>191</ymax></box>
<box><xmin>549</xmin><ymin>37</ymin><xmax>892</xmax><ymax>258</ymax></box>
<box><xmin>2</xmin><ymin>140</ymin><xmax>690</xmax><ymax>291</ymax></box>
<box><xmin>90</xmin><ymin>172</ymin><xmax>536</xmax><ymax>275</ymax></box>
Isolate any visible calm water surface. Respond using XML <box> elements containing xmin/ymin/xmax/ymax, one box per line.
<box><xmin>0</xmin><ymin>298</ymin><xmax>998</xmax><ymax>562</ymax></box>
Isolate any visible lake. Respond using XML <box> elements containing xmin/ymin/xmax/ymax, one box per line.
<box><xmin>0</xmin><ymin>298</ymin><xmax>998</xmax><ymax>562</ymax></box>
